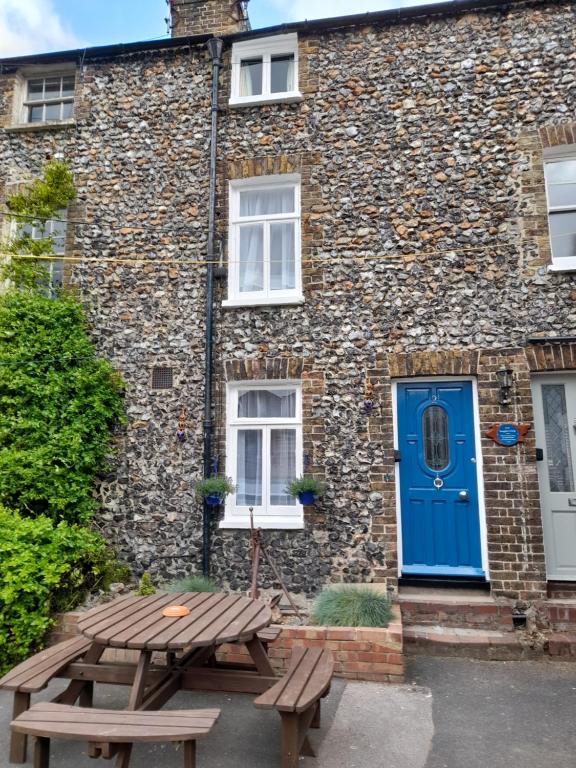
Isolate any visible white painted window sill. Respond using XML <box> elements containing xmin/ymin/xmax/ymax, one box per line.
<box><xmin>222</xmin><ymin>295</ymin><xmax>305</xmax><ymax>309</ymax></box>
<box><xmin>5</xmin><ymin>120</ymin><xmax>76</xmax><ymax>133</ymax></box>
<box><xmin>219</xmin><ymin>517</ymin><xmax>304</xmax><ymax>530</ymax></box>
<box><xmin>548</xmin><ymin>263</ymin><xmax>576</xmax><ymax>273</ymax></box>
<box><xmin>228</xmin><ymin>93</ymin><xmax>303</xmax><ymax>109</ymax></box>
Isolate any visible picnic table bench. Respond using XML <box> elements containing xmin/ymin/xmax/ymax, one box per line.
<box><xmin>1</xmin><ymin>593</ymin><xmax>334</xmax><ymax>768</ymax></box>
<box><xmin>11</xmin><ymin>703</ymin><xmax>220</xmax><ymax>768</ymax></box>
<box><xmin>0</xmin><ymin>637</ymin><xmax>93</xmax><ymax>762</ymax></box>
<box><xmin>255</xmin><ymin>647</ymin><xmax>334</xmax><ymax>768</ymax></box>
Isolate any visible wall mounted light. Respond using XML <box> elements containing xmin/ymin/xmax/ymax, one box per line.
<box><xmin>496</xmin><ymin>368</ymin><xmax>514</xmax><ymax>407</ymax></box>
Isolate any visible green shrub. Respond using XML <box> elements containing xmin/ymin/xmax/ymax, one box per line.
<box><xmin>137</xmin><ymin>572</ymin><xmax>156</xmax><ymax>596</ymax></box>
<box><xmin>0</xmin><ymin>291</ymin><xmax>125</xmax><ymax>524</ymax></box>
<box><xmin>167</xmin><ymin>575</ymin><xmax>219</xmax><ymax>593</ymax></box>
<box><xmin>310</xmin><ymin>585</ymin><xmax>392</xmax><ymax>628</ymax></box>
<box><xmin>0</xmin><ymin>507</ymin><xmax>119</xmax><ymax>675</ymax></box>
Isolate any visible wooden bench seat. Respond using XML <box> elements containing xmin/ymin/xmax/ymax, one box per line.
<box><xmin>0</xmin><ymin>637</ymin><xmax>94</xmax><ymax>764</ymax></box>
<box><xmin>254</xmin><ymin>647</ymin><xmax>334</xmax><ymax>768</ymax></box>
<box><xmin>11</xmin><ymin>703</ymin><xmax>220</xmax><ymax>768</ymax></box>
<box><xmin>256</xmin><ymin>626</ymin><xmax>282</xmax><ymax>646</ymax></box>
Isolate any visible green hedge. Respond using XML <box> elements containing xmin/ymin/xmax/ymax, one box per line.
<box><xmin>0</xmin><ymin>291</ymin><xmax>125</xmax><ymax>524</ymax></box>
<box><xmin>0</xmin><ymin>507</ymin><xmax>116</xmax><ymax>675</ymax></box>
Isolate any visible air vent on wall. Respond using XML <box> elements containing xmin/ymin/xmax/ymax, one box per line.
<box><xmin>151</xmin><ymin>367</ymin><xmax>174</xmax><ymax>390</ymax></box>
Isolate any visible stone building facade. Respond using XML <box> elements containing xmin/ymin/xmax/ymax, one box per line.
<box><xmin>1</xmin><ymin>0</ymin><xmax>575</xmax><ymax>613</ymax></box>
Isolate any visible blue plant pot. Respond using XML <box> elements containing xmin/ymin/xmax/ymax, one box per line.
<box><xmin>206</xmin><ymin>494</ymin><xmax>222</xmax><ymax>507</ymax></box>
<box><xmin>298</xmin><ymin>490</ymin><xmax>315</xmax><ymax>505</ymax></box>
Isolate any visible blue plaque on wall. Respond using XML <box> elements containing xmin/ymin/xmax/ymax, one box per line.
<box><xmin>496</xmin><ymin>423</ymin><xmax>520</xmax><ymax>447</ymax></box>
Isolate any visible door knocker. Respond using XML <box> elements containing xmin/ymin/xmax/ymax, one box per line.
<box><xmin>433</xmin><ymin>476</ymin><xmax>444</xmax><ymax>489</ymax></box>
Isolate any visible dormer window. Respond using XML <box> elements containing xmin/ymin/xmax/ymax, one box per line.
<box><xmin>230</xmin><ymin>34</ymin><xmax>301</xmax><ymax>107</ymax></box>
<box><xmin>8</xmin><ymin>67</ymin><xmax>76</xmax><ymax>129</ymax></box>
<box><xmin>24</xmin><ymin>75</ymin><xmax>75</xmax><ymax>123</ymax></box>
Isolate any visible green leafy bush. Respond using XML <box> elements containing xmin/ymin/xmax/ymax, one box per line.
<box><xmin>0</xmin><ymin>507</ymin><xmax>118</xmax><ymax>675</ymax></box>
<box><xmin>310</xmin><ymin>585</ymin><xmax>392</xmax><ymax>628</ymax></box>
<box><xmin>0</xmin><ymin>291</ymin><xmax>125</xmax><ymax>524</ymax></box>
<box><xmin>167</xmin><ymin>575</ymin><xmax>219</xmax><ymax>593</ymax></box>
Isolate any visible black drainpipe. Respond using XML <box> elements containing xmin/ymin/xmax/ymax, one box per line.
<box><xmin>202</xmin><ymin>37</ymin><xmax>223</xmax><ymax>577</ymax></box>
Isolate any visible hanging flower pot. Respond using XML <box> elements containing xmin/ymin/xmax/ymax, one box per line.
<box><xmin>287</xmin><ymin>476</ymin><xmax>326</xmax><ymax>506</ymax></box>
<box><xmin>195</xmin><ymin>476</ymin><xmax>235</xmax><ymax>508</ymax></box>
<box><xmin>297</xmin><ymin>490</ymin><xmax>316</xmax><ymax>506</ymax></box>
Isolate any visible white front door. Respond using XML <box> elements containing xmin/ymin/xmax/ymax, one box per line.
<box><xmin>532</xmin><ymin>375</ymin><xmax>576</xmax><ymax>580</ymax></box>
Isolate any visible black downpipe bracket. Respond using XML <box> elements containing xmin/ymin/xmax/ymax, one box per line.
<box><xmin>202</xmin><ymin>37</ymin><xmax>223</xmax><ymax>577</ymax></box>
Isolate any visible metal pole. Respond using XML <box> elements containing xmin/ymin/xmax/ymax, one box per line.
<box><xmin>202</xmin><ymin>37</ymin><xmax>223</xmax><ymax>577</ymax></box>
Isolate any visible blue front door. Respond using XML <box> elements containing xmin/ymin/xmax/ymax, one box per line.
<box><xmin>397</xmin><ymin>381</ymin><xmax>484</xmax><ymax>577</ymax></box>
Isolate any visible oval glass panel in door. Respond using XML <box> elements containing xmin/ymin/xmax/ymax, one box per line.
<box><xmin>423</xmin><ymin>405</ymin><xmax>449</xmax><ymax>471</ymax></box>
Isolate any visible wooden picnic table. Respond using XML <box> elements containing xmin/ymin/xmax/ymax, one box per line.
<box><xmin>58</xmin><ymin>591</ymin><xmax>276</xmax><ymax>712</ymax></box>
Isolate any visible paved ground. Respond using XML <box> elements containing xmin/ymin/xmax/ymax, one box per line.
<box><xmin>1</xmin><ymin>657</ymin><xmax>575</xmax><ymax>767</ymax></box>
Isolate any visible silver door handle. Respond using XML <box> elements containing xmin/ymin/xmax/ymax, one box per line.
<box><xmin>458</xmin><ymin>490</ymin><xmax>469</xmax><ymax>502</ymax></box>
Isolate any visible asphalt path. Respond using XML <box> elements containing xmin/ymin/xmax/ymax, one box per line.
<box><xmin>1</xmin><ymin>657</ymin><xmax>575</xmax><ymax>767</ymax></box>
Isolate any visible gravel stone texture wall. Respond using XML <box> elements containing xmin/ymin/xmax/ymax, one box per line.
<box><xmin>0</xmin><ymin>0</ymin><xmax>575</xmax><ymax>600</ymax></box>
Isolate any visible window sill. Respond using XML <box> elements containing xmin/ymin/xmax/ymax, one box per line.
<box><xmin>228</xmin><ymin>93</ymin><xmax>303</xmax><ymax>109</ymax></box>
<box><xmin>219</xmin><ymin>516</ymin><xmax>304</xmax><ymax>530</ymax></box>
<box><xmin>548</xmin><ymin>263</ymin><xmax>576</xmax><ymax>273</ymax></box>
<box><xmin>222</xmin><ymin>295</ymin><xmax>305</xmax><ymax>309</ymax></box>
<box><xmin>4</xmin><ymin>120</ymin><xmax>76</xmax><ymax>133</ymax></box>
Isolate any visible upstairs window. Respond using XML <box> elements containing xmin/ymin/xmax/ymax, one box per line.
<box><xmin>225</xmin><ymin>176</ymin><xmax>302</xmax><ymax>307</ymax></box>
<box><xmin>544</xmin><ymin>153</ymin><xmax>576</xmax><ymax>271</ymax></box>
<box><xmin>23</xmin><ymin>74</ymin><xmax>75</xmax><ymax>124</ymax></box>
<box><xmin>230</xmin><ymin>34</ymin><xmax>301</xmax><ymax>106</ymax></box>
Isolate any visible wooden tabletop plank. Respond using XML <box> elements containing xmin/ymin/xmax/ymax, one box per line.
<box><xmin>125</xmin><ymin>592</ymin><xmax>217</xmax><ymax>649</ymax></box>
<box><xmin>77</xmin><ymin>595</ymin><xmax>149</xmax><ymax>632</ymax></box>
<box><xmin>186</xmin><ymin>598</ymin><xmax>265</xmax><ymax>648</ymax></box>
<box><xmin>166</xmin><ymin>594</ymin><xmax>245</xmax><ymax>650</ymax></box>
<box><xmin>133</xmin><ymin>592</ymin><xmax>229</xmax><ymax>651</ymax></box>
<box><xmin>75</xmin><ymin>592</ymin><xmax>271</xmax><ymax>652</ymax></box>
<box><xmin>112</xmin><ymin>592</ymin><xmax>209</xmax><ymax>649</ymax></box>
<box><xmin>195</xmin><ymin>601</ymin><xmax>269</xmax><ymax>647</ymax></box>
<box><xmin>88</xmin><ymin>593</ymin><xmax>183</xmax><ymax>645</ymax></box>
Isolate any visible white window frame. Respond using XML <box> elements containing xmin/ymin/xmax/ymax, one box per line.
<box><xmin>224</xmin><ymin>174</ymin><xmax>303</xmax><ymax>308</ymax></box>
<box><xmin>10</xmin><ymin>65</ymin><xmax>76</xmax><ymax>128</ymax></box>
<box><xmin>544</xmin><ymin>145</ymin><xmax>576</xmax><ymax>272</ymax></box>
<box><xmin>221</xmin><ymin>381</ymin><xmax>304</xmax><ymax>530</ymax></box>
<box><xmin>229</xmin><ymin>33</ymin><xmax>302</xmax><ymax>107</ymax></box>
<box><xmin>12</xmin><ymin>209</ymin><xmax>67</xmax><ymax>296</ymax></box>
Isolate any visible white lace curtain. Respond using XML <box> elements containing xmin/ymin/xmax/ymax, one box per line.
<box><xmin>238</xmin><ymin>189</ymin><xmax>295</xmax><ymax>293</ymax></box>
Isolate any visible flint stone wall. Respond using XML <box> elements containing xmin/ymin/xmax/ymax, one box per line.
<box><xmin>0</xmin><ymin>0</ymin><xmax>575</xmax><ymax>599</ymax></box>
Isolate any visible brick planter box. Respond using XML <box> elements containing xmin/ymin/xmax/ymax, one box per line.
<box><xmin>217</xmin><ymin>606</ymin><xmax>404</xmax><ymax>683</ymax></box>
<box><xmin>51</xmin><ymin>605</ymin><xmax>404</xmax><ymax>683</ymax></box>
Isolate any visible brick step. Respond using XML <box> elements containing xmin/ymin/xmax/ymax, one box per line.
<box><xmin>404</xmin><ymin>625</ymin><xmax>542</xmax><ymax>661</ymax></box>
<box><xmin>548</xmin><ymin>633</ymin><xmax>576</xmax><ymax>660</ymax></box>
<box><xmin>545</xmin><ymin>601</ymin><xmax>576</xmax><ymax>632</ymax></box>
<box><xmin>398</xmin><ymin>592</ymin><xmax>514</xmax><ymax>631</ymax></box>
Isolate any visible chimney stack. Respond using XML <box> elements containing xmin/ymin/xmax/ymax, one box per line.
<box><xmin>169</xmin><ymin>0</ymin><xmax>248</xmax><ymax>37</ymax></box>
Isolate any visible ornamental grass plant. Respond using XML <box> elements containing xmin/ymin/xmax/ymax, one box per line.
<box><xmin>311</xmin><ymin>584</ymin><xmax>392</xmax><ymax>628</ymax></box>
<box><xmin>167</xmin><ymin>575</ymin><xmax>219</xmax><ymax>593</ymax></box>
